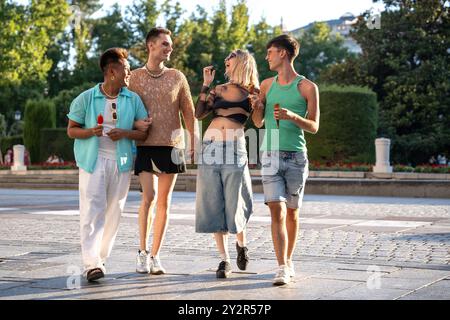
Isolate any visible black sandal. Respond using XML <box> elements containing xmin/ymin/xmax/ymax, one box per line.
<box><xmin>86</xmin><ymin>268</ymin><xmax>104</xmax><ymax>282</ymax></box>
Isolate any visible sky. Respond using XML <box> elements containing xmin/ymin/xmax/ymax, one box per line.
<box><xmin>91</xmin><ymin>0</ymin><xmax>385</xmax><ymax>31</ymax></box>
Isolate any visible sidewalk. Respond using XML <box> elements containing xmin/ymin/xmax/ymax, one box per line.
<box><xmin>0</xmin><ymin>190</ymin><xmax>449</xmax><ymax>300</ymax></box>
<box><xmin>1</xmin><ymin>169</ymin><xmax>450</xmax><ymax>198</ymax></box>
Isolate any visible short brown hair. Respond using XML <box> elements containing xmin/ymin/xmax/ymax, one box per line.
<box><xmin>266</xmin><ymin>34</ymin><xmax>300</xmax><ymax>62</ymax></box>
<box><xmin>145</xmin><ymin>27</ymin><xmax>172</xmax><ymax>45</ymax></box>
<box><xmin>99</xmin><ymin>47</ymin><xmax>128</xmax><ymax>73</ymax></box>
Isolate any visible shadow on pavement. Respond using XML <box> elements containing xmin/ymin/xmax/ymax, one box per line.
<box><xmin>0</xmin><ymin>271</ymin><xmax>276</xmax><ymax>300</ymax></box>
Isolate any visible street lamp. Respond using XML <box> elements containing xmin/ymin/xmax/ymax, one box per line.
<box><xmin>14</xmin><ymin>110</ymin><xmax>21</xmax><ymax>121</ymax></box>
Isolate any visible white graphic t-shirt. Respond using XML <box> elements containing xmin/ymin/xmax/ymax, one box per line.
<box><xmin>98</xmin><ymin>98</ymin><xmax>117</xmax><ymax>160</ymax></box>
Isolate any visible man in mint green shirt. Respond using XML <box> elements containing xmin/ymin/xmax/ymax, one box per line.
<box><xmin>67</xmin><ymin>48</ymin><xmax>151</xmax><ymax>282</ymax></box>
<box><xmin>251</xmin><ymin>34</ymin><xmax>320</xmax><ymax>285</ymax></box>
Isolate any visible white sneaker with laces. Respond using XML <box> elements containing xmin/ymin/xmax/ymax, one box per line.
<box><xmin>136</xmin><ymin>250</ymin><xmax>150</xmax><ymax>274</ymax></box>
<box><xmin>151</xmin><ymin>256</ymin><xmax>166</xmax><ymax>275</ymax></box>
<box><xmin>273</xmin><ymin>265</ymin><xmax>291</xmax><ymax>285</ymax></box>
<box><xmin>287</xmin><ymin>260</ymin><xmax>295</xmax><ymax>278</ymax></box>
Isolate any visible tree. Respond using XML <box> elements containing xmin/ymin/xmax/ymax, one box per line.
<box><xmin>23</xmin><ymin>99</ymin><xmax>56</xmax><ymax>162</ymax></box>
<box><xmin>210</xmin><ymin>0</ymin><xmax>229</xmax><ymax>83</ymax></box>
<box><xmin>184</xmin><ymin>6</ymin><xmax>214</xmax><ymax>89</ymax></box>
<box><xmin>161</xmin><ymin>0</ymin><xmax>193</xmax><ymax>74</ymax></box>
<box><xmin>0</xmin><ymin>0</ymin><xmax>69</xmax><ymax>126</ymax></box>
<box><xmin>0</xmin><ymin>113</ymin><xmax>6</xmax><ymax>137</ymax></box>
<box><xmin>69</xmin><ymin>0</ymin><xmax>102</xmax><ymax>87</ymax></box>
<box><xmin>248</xmin><ymin>17</ymin><xmax>282</xmax><ymax>81</ymax></box>
<box><xmin>320</xmin><ymin>0</ymin><xmax>450</xmax><ymax>164</ymax></box>
<box><xmin>295</xmin><ymin>22</ymin><xmax>353</xmax><ymax>80</ymax></box>
<box><xmin>125</xmin><ymin>0</ymin><xmax>160</xmax><ymax>65</ymax></box>
<box><xmin>227</xmin><ymin>0</ymin><xmax>250</xmax><ymax>50</ymax></box>
<box><xmin>91</xmin><ymin>3</ymin><xmax>133</xmax><ymax>53</ymax></box>
<box><xmin>0</xmin><ymin>0</ymin><xmax>69</xmax><ymax>86</ymax></box>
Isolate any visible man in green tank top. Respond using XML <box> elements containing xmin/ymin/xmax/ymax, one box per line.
<box><xmin>251</xmin><ymin>34</ymin><xmax>320</xmax><ymax>285</ymax></box>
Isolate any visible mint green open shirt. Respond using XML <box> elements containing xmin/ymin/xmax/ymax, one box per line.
<box><xmin>67</xmin><ymin>84</ymin><xmax>148</xmax><ymax>173</ymax></box>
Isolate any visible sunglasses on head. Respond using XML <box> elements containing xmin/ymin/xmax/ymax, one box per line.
<box><xmin>111</xmin><ymin>102</ymin><xmax>118</xmax><ymax>122</ymax></box>
<box><xmin>224</xmin><ymin>52</ymin><xmax>237</xmax><ymax>62</ymax></box>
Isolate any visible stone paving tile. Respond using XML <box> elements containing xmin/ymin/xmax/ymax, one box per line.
<box><xmin>321</xmin><ymin>283</ymin><xmax>409</xmax><ymax>300</ymax></box>
<box><xmin>99</xmin><ymin>273</ymin><xmax>259</xmax><ymax>300</ymax></box>
<box><xmin>333</xmin><ymin>226</ymin><xmax>414</xmax><ymax>233</ymax></box>
<box><xmin>397</xmin><ymin>280</ymin><xmax>450</xmax><ymax>300</ymax></box>
<box><xmin>0</xmin><ymin>280</ymin><xmax>33</xmax><ymax>291</ymax></box>
<box><xmin>171</xmin><ymin>276</ymin><xmax>311</xmax><ymax>300</ymax></box>
<box><xmin>382</xmin><ymin>268</ymin><xmax>450</xmax><ymax>283</ymax></box>
<box><xmin>280</xmin><ymin>278</ymin><xmax>361</xmax><ymax>299</ymax></box>
<box><xmin>376</xmin><ymin>277</ymin><xmax>439</xmax><ymax>291</ymax></box>
<box><xmin>0</xmin><ymin>245</ymin><xmax>43</xmax><ymax>258</ymax></box>
<box><xmin>311</xmin><ymin>270</ymin><xmax>382</xmax><ymax>283</ymax></box>
<box><xmin>0</xmin><ymin>286</ymin><xmax>71</xmax><ymax>300</ymax></box>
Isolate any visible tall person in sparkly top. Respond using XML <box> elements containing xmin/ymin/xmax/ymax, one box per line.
<box><xmin>195</xmin><ymin>49</ymin><xmax>259</xmax><ymax>278</ymax></box>
<box><xmin>251</xmin><ymin>34</ymin><xmax>320</xmax><ymax>285</ymax></box>
<box><xmin>67</xmin><ymin>48</ymin><xmax>151</xmax><ymax>282</ymax></box>
<box><xmin>129</xmin><ymin>27</ymin><xmax>199</xmax><ymax>275</ymax></box>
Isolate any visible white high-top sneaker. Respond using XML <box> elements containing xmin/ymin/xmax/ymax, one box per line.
<box><xmin>136</xmin><ymin>250</ymin><xmax>150</xmax><ymax>274</ymax></box>
<box><xmin>273</xmin><ymin>265</ymin><xmax>291</xmax><ymax>285</ymax></box>
<box><xmin>287</xmin><ymin>260</ymin><xmax>296</xmax><ymax>278</ymax></box>
<box><xmin>150</xmin><ymin>256</ymin><xmax>166</xmax><ymax>275</ymax></box>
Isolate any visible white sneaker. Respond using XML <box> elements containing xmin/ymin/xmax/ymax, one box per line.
<box><xmin>150</xmin><ymin>256</ymin><xmax>166</xmax><ymax>275</ymax></box>
<box><xmin>136</xmin><ymin>250</ymin><xmax>150</xmax><ymax>274</ymax></box>
<box><xmin>273</xmin><ymin>265</ymin><xmax>291</xmax><ymax>285</ymax></box>
<box><xmin>287</xmin><ymin>260</ymin><xmax>295</xmax><ymax>278</ymax></box>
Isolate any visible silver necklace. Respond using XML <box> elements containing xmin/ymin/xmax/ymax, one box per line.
<box><xmin>145</xmin><ymin>64</ymin><xmax>166</xmax><ymax>78</ymax></box>
<box><xmin>101</xmin><ymin>83</ymin><xmax>119</xmax><ymax>99</ymax></box>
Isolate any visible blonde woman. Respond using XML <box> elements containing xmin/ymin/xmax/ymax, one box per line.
<box><xmin>195</xmin><ymin>49</ymin><xmax>259</xmax><ymax>278</ymax></box>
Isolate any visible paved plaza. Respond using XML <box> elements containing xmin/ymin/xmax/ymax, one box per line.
<box><xmin>0</xmin><ymin>189</ymin><xmax>449</xmax><ymax>300</ymax></box>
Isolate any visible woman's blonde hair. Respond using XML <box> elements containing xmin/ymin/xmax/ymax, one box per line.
<box><xmin>225</xmin><ymin>49</ymin><xmax>260</xmax><ymax>90</ymax></box>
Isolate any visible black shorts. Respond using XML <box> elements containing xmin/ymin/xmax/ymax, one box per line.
<box><xmin>134</xmin><ymin>146</ymin><xmax>186</xmax><ymax>176</ymax></box>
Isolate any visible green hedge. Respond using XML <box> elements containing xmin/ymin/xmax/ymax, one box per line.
<box><xmin>40</xmin><ymin>128</ymin><xmax>74</xmax><ymax>162</ymax></box>
<box><xmin>51</xmin><ymin>82</ymin><xmax>95</xmax><ymax>127</ymax></box>
<box><xmin>306</xmin><ymin>85</ymin><xmax>378</xmax><ymax>163</ymax></box>
<box><xmin>0</xmin><ymin>135</ymin><xmax>23</xmax><ymax>155</ymax></box>
<box><xmin>23</xmin><ymin>99</ymin><xmax>56</xmax><ymax>162</ymax></box>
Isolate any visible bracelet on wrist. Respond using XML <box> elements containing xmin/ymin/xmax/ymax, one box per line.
<box><xmin>200</xmin><ymin>85</ymin><xmax>210</xmax><ymax>94</ymax></box>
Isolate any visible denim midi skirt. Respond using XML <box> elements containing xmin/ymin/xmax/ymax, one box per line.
<box><xmin>195</xmin><ymin>138</ymin><xmax>253</xmax><ymax>234</ymax></box>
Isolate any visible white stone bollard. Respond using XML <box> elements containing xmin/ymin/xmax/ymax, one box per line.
<box><xmin>373</xmin><ymin>138</ymin><xmax>393</xmax><ymax>173</ymax></box>
<box><xmin>11</xmin><ymin>144</ymin><xmax>27</xmax><ymax>172</ymax></box>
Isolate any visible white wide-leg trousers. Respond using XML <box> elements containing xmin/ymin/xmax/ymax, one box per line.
<box><xmin>79</xmin><ymin>156</ymin><xmax>131</xmax><ymax>272</ymax></box>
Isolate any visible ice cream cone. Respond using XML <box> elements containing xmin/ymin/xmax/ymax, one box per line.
<box><xmin>274</xmin><ymin>104</ymin><xmax>280</xmax><ymax>128</ymax></box>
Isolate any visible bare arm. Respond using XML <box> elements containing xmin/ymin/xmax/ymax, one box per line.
<box><xmin>195</xmin><ymin>66</ymin><xmax>216</xmax><ymax>120</ymax></box>
<box><xmin>107</xmin><ymin>128</ymin><xmax>148</xmax><ymax>141</ymax></box>
<box><xmin>179</xmin><ymin>74</ymin><xmax>199</xmax><ymax>153</ymax></box>
<box><xmin>195</xmin><ymin>87</ymin><xmax>215</xmax><ymax>120</ymax></box>
<box><xmin>275</xmin><ymin>80</ymin><xmax>320</xmax><ymax>134</ymax></box>
<box><xmin>134</xmin><ymin>117</ymin><xmax>153</xmax><ymax>132</ymax></box>
<box><xmin>67</xmin><ymin>119</ymin><xmax>102</xmax><ymax>139</ymax></box>
<box><xmin>251</xmin><ymin>78</ymin><xmax>272</xmax><ymax>128</ymax></box>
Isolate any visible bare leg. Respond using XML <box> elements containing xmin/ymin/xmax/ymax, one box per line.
<box><xmin>138</xmin><ymin>172</ymin><xmax>156</xmax><ymax>252</ymax></box>
<box><xmin>268</xmin><ymin>201</ymin><xmax>288</xmax><ymax>266</ymax></box>
<box><xmin>214</xmin><ymin>232</ymin><xmax>229</xmax><ymax>259</ymax></box>
<box><xmin>150</xmin><ymin>173</ymin><xmax>177</xmax><ymax>257</ymax></box>
<box><xmin>286</xmin><ymin>208</ymin><xmax>300</xmax><ymax>261</ymax></box>
<box><xmin>236</xmin><ymin>230</ymin><xmax>246</xmax><ymax>247</ymax></box>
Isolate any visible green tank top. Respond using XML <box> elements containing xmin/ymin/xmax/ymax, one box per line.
<box><xmin>260</xmin><ymin>75</ymin><xmax>307</xmax><ymax>152</ymax></box>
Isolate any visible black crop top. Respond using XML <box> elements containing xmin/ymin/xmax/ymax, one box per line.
<box><xmin>195</xmin><ymin>84</ymin><xmax>253</xmax><ymax>125</ymax></box>
<box><xmin>211</xmin><ymin>96</ymin><xmax>252</xmax><ymax>124</ymax></box>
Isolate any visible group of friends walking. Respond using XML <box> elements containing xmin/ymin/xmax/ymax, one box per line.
<box><xmin>67</xmin><ymin>27</ymin><xmax>320</xmax><ymax>286</ymax></box>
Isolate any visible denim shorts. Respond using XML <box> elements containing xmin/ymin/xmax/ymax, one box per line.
<box><xmin>195</xmin><ymin>138</ymin><xmax>253</xmax><ymax>234</ymax></box>
<box><xmin>261</xmin><ymin>150</ymin><xmax>309</xmax><ymax>209</ymax></box>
